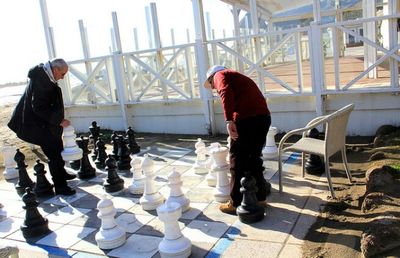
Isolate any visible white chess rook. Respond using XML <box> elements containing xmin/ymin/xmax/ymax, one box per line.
<box><xmin>95</xmin><ymin>196</ymin><xmax>126</xmax><ymax>249</ymax></box>
<box><xmin>139</xmin><ymin>154</ymin><xmax>165</xmax><ymax>210</ymax></box>
<box><xmin>166</xmin><ymin>168</ymin><xmax>190</xmax><ymax>212</ymax></box>
<box><xmin>193</xmin><ymin>138</ymin><xmax>208</xmax><ymax>174</ymax></box>
<box><xmin>61</xmin><ymin>125</ymin><xmax>83</xmax><ymax>161</ymax></box>
<box><xmin>210</xmin><ymin>146</ymin><xmax>230</xmax><ymax>202</ymax></box>
<box><xmin>0</xmin><ymin>146</ymin><xmax>18</xmax><ymax>179</ymax></box>
<box><xmin>157</xmin><ymin>201</ymin><xmax>191</xmax><ymax>258</ymax></box>
<box><xmin>262</xmin><ymin>126</ymin><xmax>278</xmax><ymax>160</ymax></box>
<box><xmin>129</xmin><ymin>155</ymin><xmax>145</xmax><ymax>194</ymax></box>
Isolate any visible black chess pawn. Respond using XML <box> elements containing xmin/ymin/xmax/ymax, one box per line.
<box><xmin>70</xmin><ymin>138</ymin><xmax>82</xmax><ymax>170</ymax></box>
<box><xmin>305</xmin><ymin>128</ymin><xmax>325</xmax><ymax>175</ymax></box>
<box><xmin>20</xmin><ymin>187</ymin><xmax>50</xmax><ymax>238</ymax></box>
<box><xmin>14</xmin><ymin>149</ymin><xmax>35</xmax><ymax>195</ymax></box>
<box><xmin>95</xmin><ymin>137</ymin><xmax>107</xmax><ymax>169</ymax></box>
<box><xmin>111</xmin><ymin>131</ymin><xmax>119</xmax><ymax>161</ymax></box>
<box><xmin>77</xmin><ymin>136</ymin><xmax>96</xmax><ymax>179</ymax></box>
<box><xmin>89</xmin><ymin>121</ymin><xmax>101</xmax><ymax>161</ymax></box>
<box><xmin>33</xmin><ymin>160</ymin><xmax>54</xmax><ymax>197</ymax></box>
<box><xmin>117</xmin><ymin>136</ymin><xmax>131</xmax><ymax>171</ymax></box>
<box><xmin>126</xmin><ymin>127</ymin><xmax>140</xmax><ymax>154</ymax></box>
<box><xmin>104</xmin><ymin>155</ymin><xmax>124</xmax><ymax>193</ymax></box>
<box><xmin>236</xmin><ymin>172</ymin><xmax>265</xmax><ymax>224</ymax></box>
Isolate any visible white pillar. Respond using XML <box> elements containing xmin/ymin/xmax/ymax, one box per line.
<box><xmin>388</xmin><ymin>0</ymin><xmax>399</xmax><ymax>88</ymax></box>
<box><xmin>232</xmin><ymin>5</ymin><xmax>244</xmax><ymax>72</ymax></box>
<box><xmin>363</xmin><ymin>0</ymin><xmax>377</xmax><ymax>78</ymax></box>
<box><xmin>39</xmin><ymin>0</ymin><xmax>56</xmax><ymax>59</ymax></box>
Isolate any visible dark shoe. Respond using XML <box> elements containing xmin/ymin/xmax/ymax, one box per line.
<box><xmin>55</xmin><ymin>186</ymin><xmax>76</xmax><ymax>196</ymax></box>
<box><xmin>219</xmin><ymin>200</ymin><xmax>237</xmax><ymax>215</ymax></box>
<box><xmin>64</xmin><ymin>173</ymin><xmax>77</xmax><ymax>180</ymax></box>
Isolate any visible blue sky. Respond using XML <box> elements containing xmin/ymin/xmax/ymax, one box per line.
<box><xmin>0</xmin><ymin>0</ymin><xmax>234</xmax><ymax>84</ymax></box>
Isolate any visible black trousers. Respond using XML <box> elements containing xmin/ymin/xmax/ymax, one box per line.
<box><xmin>229</xmin><ymin>115</ymin><xmax>271</xmax><ymax>207</ymax></box>
<box><xmin>37</xmin><ymin>131</ymin><xmax>68</xmax><ymax>189</ymax></box>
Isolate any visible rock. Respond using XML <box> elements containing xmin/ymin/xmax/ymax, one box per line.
<box><xmin>365</xmin><ymin>166</ymin><xmax>396</xmax><ymax>193</ymax></box>
<box><xmin>361</xmin><ymin>192</ymin><xmax>391</xmax><ymax>213</ymax></box>
<box><xmin>368</xmin><ymin>151</ymin><xmax>386</xmax><ymax>161</ymax></box>
<box><xmin>361</xmin><ymin>217</ymin><xmax>400</xmax><ymax>258</ymax></box>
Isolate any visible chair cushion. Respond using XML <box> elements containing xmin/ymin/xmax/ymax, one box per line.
<box><xmin>283</xmin><ymin>138</ymin><xmax>325</xmax><ymax>156</ymax></box>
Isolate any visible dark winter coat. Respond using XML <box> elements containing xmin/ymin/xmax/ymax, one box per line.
<box><xmin>8</xmin><ymin>63</ymin><xmax>64</xmax><ymax>145</ymax></box>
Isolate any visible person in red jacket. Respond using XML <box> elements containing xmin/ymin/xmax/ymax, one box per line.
<box><xmin>204</xmin><ymin>65</ymin><xmax>271</xmax><ymax>214</ymax></box>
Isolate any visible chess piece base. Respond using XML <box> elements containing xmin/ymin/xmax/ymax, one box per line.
<box><xmin>213</xmin><ymin>186</ymin><xmax>230</xmax><ymax>203</ymax></box>
<box><xmin>128</xmin><ymin>181</ymin><xmax>144</xmax><ymax>195</ymax></box>
<box><xmin>20</xmin><ymin>219</ymin><xmax>50</xmax><ymax>238</ymax></box>
<box><xmin>236</xmin><ymin>205</ymin><xmax>265</xmax><ymax>224</ymax></box>
<box><xmin>262</xmin><ymin>148</ymin><xmax>278</xmax><ymax>160</ymax></box>
<box><xmin>96</xmin><ymin>227</ymin><xmax>126</xmax><ymax>249</ymax></box>
<box><xmin>104</xmin><ymin>181</ymin><xmax>124</xmax><ymax>193</ymax></box>
<box><xmin>206</xmin><ymin>173</ymin><xmax>216</xmax><ymax>187</ymax></box>
<box><xmin>140</xmin><ymin>193</ymin><xmax>164</xmax><ymax>210</ymax></box>
<box><xmin>77</xmin><ymin>170</ymin><xmax>96</xmax><ymax>179</ymax></box>
<box><xmin>61</xmin><ymin>149</ymin><xmax>83</xmax><ymax>162</ymax></box>
<box><xmin>159</xmin><ymin>236</ymin><xmax>191</xmax><ymax>258</ymax></box>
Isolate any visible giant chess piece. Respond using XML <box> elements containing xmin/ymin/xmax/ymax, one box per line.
<box><xmin>111</xmin><ymin>132</ymin><xmax>119</xmax><ymax>161</ymax></box>
<box><xmin>236</xmin><ymin>172</ymin><xmax>265</xmax><ymax>224</ymax></box>
<box><xmin>157</xmin><ymin>201</ymin><xmax>191</xmax><ymax>258</ymax></box>
<box><xmin>61</xmin><ymin>125</ymin><xmax>83</xmax><ymax>162</ymax></box>
<box><xmin>193</xmin><ymin>138</ymin><xmax>208</xmax><ymax>174</ymax></box>
<box><xmin>126</xmin><ymin>127</ymin><xmax>140</xmax><ymax>154</ymax></box>
<box><xmin>95</xmin><ymin>195</ymin><xmax>126</xmax><ymax>249</ymax></box>
<box><xmin>14</xmin><ymin>149</ymin><xmax>35</xmax><ymax>195</ymax></box>
<box><xmin>20</xmin><ymin>187</ymin><xmax>50</xmax><ymax>238</ymax></box>
<box><xmin>117</xmin><ymin>136</ymin><xmax>131</xmax><ymax>171</ymax></box>
<box><xmin>95</xmin><ymin>137</ymin><xmax>107</xmax><ymax>169</ymax></box>
<box><xmin>166</xmin><ymin>168</ymin><xmax>190</xmax><ymax>212</ymax></box>
<box><xmin>77</xmin><ymin>136</ymin><xmax>96</xmax><ymax>179</ymax></box>
<box><xmin>205</xmin><ymin>142</ymin><xmax>221</xmax><ymax>187</ymax></box>
<box><xmin>104</xmin><ymin>155</ymin><xmax>124</xmax><ymax>194</ymax></box>
<box><xmin>210</xmin><ymin>146</ymin><xmax>230</xmax><ymax>203</ymax></box>
<box><xmin>70</xmin><ymin>138</ymin><xmax>82</xmax><ymax>170</ymax></box>
<box><xmin>0</xmin><ymin>146</ymin><xmax>18</xmax><ymax>179</ymax></box>
<box><xmin>128</xmin><ymin>156</ymin><xmax>144</xmax><ymax>195</ymax></box>
<box><xmin>33</xmin><ymin>160</ymin><xmax>54</xmax><ymax>197</ymax></box>
<box><xmin>305</xmin><ymin>128</ymin><xmax>325</xmax><ymax>175</ymax></box>
<box><xmin>262</xmin><ymin>126</ymin><xmax>278</xmax><ymax>160</ymax></box>
<box><xmin>139</xmin><ymin>154</ymin><xmax>165</xmax><ymax>210</ymax></box>
<box><xmin>89</xmin><ymin>121</ymin><xmax>101</xmax><ymax>161</ymax></box>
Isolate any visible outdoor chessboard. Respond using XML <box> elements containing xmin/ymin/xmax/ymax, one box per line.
<box><xmin>0</xmin><ymin>139</ymin><xmax>296</xmax><ymax>258</ymax></box>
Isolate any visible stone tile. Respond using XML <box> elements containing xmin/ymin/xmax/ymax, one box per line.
<box><xmin>185</xmin><ymin>187</ymin><xmax>215</xmax><ymax>203</ymax></box>
<box><xmin>36</xmin><ymin>224</ymin><xmax>96</xmax><ymax>248</ymax></box>
<box><xmin>0</xmin><ymin>217</ymin><xmax>24</xmax><ymax>237</ymax></box>
<box><xmin>70</xmin><ymin>230</ymin><xmax>107</xmax><ymax>255</ymax></box>
<box><xmin>6</xmin><ymin>220</ymin><xmax>63</xmax><ymax>242</ymax></box>
<box><xmin>278</xmin><ymin>243</ymin><xmax>302</xmax><ymax>258</ymax></box>
<box><xmin>107</xmin><ymin>234</ymin><xmax>162</xmax><ymax>258</ymax></box>
<box><xmin>181</xmin><ymin>220</ymin><xmax>229</xmax><ymax>244</ymax></box>
<box><xmin>110</xmin><ymin>196</ymin><xmax>138</xmax><ymax>212</ymax></box>
<box><xmin>44</xmin><ymin>193</ymin><xmax>87</xmax><ymax>207</ymax></box>
<box><xmin>115</xmin><ymin>213</ymin><xmax>154</xmax><ymax>233</ymax></box>
<box><xmin>221</xmin><ymin>238</ymin><xmax>283</xmax><ymax>258</ymax></box>
<box><xmin>46</xmin><ymin>206</ymin><xmax>91</xmax><ymax>224</ymax></box>
<box><xmin>69</xmin><ymin>209</ymin><xmax>101</xmax><ymax>228</ymax></box>
<box><xmin>196</xmin><ymin>203</ymin><xmax>238</xmax><ymax>225</ymax></box>
<box><xmin>0</xmin><ymin>238</ymin><xmax>76</xmax><ymax>257</ymax></box>
<box><xmin>180</xmin><ymin>202</ymin><xmax>209</xmax><ymax>220</ymax></box>
<box><xmin>135</xmin><ymin>216</ymin><xmax>185</xmax><ymax>238</ymax></box>
<box><xmin>70</xmin><ymin>193</ymin><xmax>103</xmax><ymax>209</ymax></box>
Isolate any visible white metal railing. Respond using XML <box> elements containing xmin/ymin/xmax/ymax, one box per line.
<box><xmin>63</xmin><ymin>14</ymin><xmax>400</xmax><ymax>107</ymax></box>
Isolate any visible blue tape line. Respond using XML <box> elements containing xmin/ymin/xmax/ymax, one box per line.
<box><xmin>32</xmin><ymin>244</ymin><xmax>72</xmax><ymax>257</ymax></box>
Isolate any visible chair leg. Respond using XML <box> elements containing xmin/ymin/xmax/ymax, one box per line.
<box><xmin>341</xmin><ymin>148</ymin><xmax>353</xmax><ymax>183</ymax></box>
<box><xmin>325</xmin><ymin>156</ymin><xmax>336</xmax><ymax>199</ymax></box>
<box><xmin>278</xmin><ymin>152</ymin><xmax>283</xmax><ymax>193</ymax></box>
<box><xmin>301</xmin><ymin>152</ymin><xmax>305</xmax><ymax>178</ymax></box>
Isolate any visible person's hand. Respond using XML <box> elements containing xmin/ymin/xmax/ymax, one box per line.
<box><xmin>60</xmin><ymin>119</ymin><xmax>71</xmax><ymax>128</ymax></box>
<box><xmin>226</xmin><ymin>121</ymin><xmax>238</xmax><ymax>141</ymax></box>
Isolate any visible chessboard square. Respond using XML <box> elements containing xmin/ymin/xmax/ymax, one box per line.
<box><xmin>36</xmin><ymin>224</ymin><xmax>96</xmax><ymax>248</ymax></box>
<box><xmin>110</xmin><ymin>196</ymin><xmax>138</xmax><ymax>212</ymax></box>
<box><xmin>107</xmin><ymin>234</ymin><xmax>162</xmax><ymax>258</ymax></box>
<box><xmin>182</xmin><ymin>220</ymin><xmax>229</xmax><ymax>244</ymax></box>
<box><xmin>77</xmin><ymin>183</ymin><xmax>105</xmax><ymax>195</ymax></box>
<box><xmin>69</xmin><ymin>230</ymin><xmax>106</xmax><ymax>255</ymax></box>
<box><xmin>219</xmin><ymin>238</ymin><xmax>283</xmax><ymax>258</ymax></box>
<box><xmin>68</xmin><ymin>209</ymin><xmax>101</xmax><ymax>228</ymax></box>
<box><xmin>180</xmin><ymin>202</ymin><xmax>209</xmax><ymax>220</ymax></box>
<box><xmin>45</xmin><ymin>206</ymin><xmax>91</xmax><ymax>224</ymax></box>
<box><xmin>0</xmin><ymin>200</ymin><xmax>24</xmax><ymax>217</ymax></box>
<box><xmin>0</xmin><ymin>188</ymin><xmax>21</xmax><ymax>201</ymax></box>
<box><xmin>171</xmin><ymin>156</ymin><xmax>194</xmax><ymax>166</ymax></box>
<box><xmin>87</xmin><ymin>173</ymin><xmax>107</xmax><ymax>183</ymax></box>
<box><xmin>0</xmin><ymin>217</ymin><xmax>24</xmax><ymax>238</ymax></box>
<box><xmin>162</xmin><ymin>149</ymin><xmax>191</xmax><ymax>159</ymax></box>
<box><xmin>195</xmin><ymin>203</ymin><xmax>238</xmax><ymax>225</ymax></box>
<box><xmin>44</xmin><ymin>193</ymin><xmax>87</xmax><ymax>207</ymax></box>
<box><xmin>135</xmin><ymin>216</ymin><xmax>185</xmax><ymax>237</ymax></box>
<box><xmin>6</xmin><ymin>221</ymin><xmax>63</xmax><ymax>242</ymax></box>
<box><xmin>115</xmin><ymin>213</ymin><xmax>154</xmax><ymax>233</ymax></box>
<box><xmin>185</xmin><ymin>187</ymin><xmax>215</xmax><ymax>203</ymax></box>
<box><xmin>69</xmin><ymin>193</ymin><xmax>103</xmax><ymax>209</ymax></box>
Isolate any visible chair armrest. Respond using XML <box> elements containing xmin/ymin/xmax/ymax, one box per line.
<box><xmin>278</xmin><ymin>115</ymin><xmax>329</xmax><ymax>151</ymax></box>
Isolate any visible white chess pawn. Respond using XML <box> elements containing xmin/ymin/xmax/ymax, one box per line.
<box><xmin>205</xmin><ymin>142</ymin><xmax>220</xmax><ymax>187</ymax></box>
<box><xmin>0</xmin><ymin>146</ymin><xmax>18</xmax><ymax>179</ymax></box>
<box><xmin>95</xmin><ymin>196</ymin><xmax>126</xmax><ymax>249</ymax></box>
<box><xmin>139</xmin><ymin>154</ymin><xmax>165</xmax><ymax>210</ymax></box>
<box><xmin>210</xmin><ymin>146</ymin><xmax>230</xmax><ymax>202</ymax></box>
<box><xmin>193</xmin><ymin>138</ymin><xmax>208</xmax><ymax>174</ymax></box>
<box><xmin>262</xmin><ymin>126</ymin><xmax>278</xmax><ymax>160</ymax></box>
<box><xmin>128</xmin><ymin>155</ymin><xmax>145</xmax><ymax>195</ymax></box>
<box><xmin>157</xmin><ymin>201</ymin><xmax>191</xmax><ymax>258</ymax></box>
<box><xmin>61</xmin><ymin>125</ymin><xmax>83</xmax><ymax>161</ymax></box>
<box><xmin>166</xmin><ymin>168</ymin><xmax>190</xmax><ymax>212</ymax></box>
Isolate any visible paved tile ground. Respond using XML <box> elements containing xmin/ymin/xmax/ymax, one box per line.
<box><xmin>0</xmin><ymin>135</ymin><xmax>328</xmax><ymax>258</ymax></box>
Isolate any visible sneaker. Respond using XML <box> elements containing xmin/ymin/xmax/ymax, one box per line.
<box><xmin>258</xmin><ymin>200</ymin><xmax>267</xmax><ymax>208</ymax></box>
<box><xmin>219</xmin><ymin>200</ymin><xmax>237</xmax><ymax>215</ymax></box>
<box><xmin>55</xmin><ymin>186</ymin><xmax>76</xmax><ymax>196</ymax></box>
<box><xmin>64</xmin><ymin>173</ymin><xmax>77</xmax><ymax>180</ymax></box>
